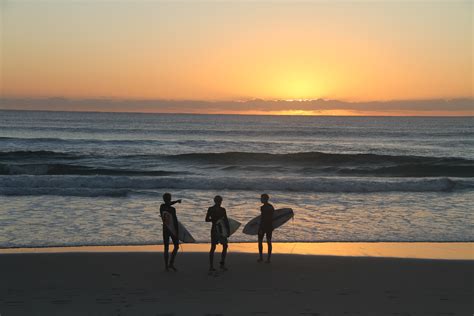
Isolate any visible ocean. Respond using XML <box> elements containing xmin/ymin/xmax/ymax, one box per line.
<box><xmin>0</xmin><ymin>110</ymin><xmax>473</xmax><ymax>247</ymax></box>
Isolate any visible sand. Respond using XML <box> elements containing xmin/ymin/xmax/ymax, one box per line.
<box><xmin>1</xmin><ymin>246</ymin><xmax>473</xmax><ymax>315</ymax></box>
<box><xmin>2</xmin><ymin>242</ymin><xmax>472</xmax><ymax>260</ymax></box>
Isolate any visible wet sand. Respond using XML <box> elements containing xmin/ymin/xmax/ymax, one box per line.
<box><xmin>2</xmin><ymin>242</ymin><xmax>472</xmax><ymax>260</ymax></box>
<box><xmin>1</xmin><ymin>246</ymin><xmax>472</xmax><ymax>315</ymax></box>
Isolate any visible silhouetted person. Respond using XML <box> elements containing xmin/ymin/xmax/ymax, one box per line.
<box><xmin>205</xmin><ymin>195</ymin><xmax>230</xmax><ymax>271</ymax></box>
<box><xmin>160</xmin><ymin>193</ymin><xmax>181</xmax><ymax>271</ymax></box>
<box><xmin>258</xmin><ymin>193</ymin><xmax>274</xmax><ymax>263</ymax></box>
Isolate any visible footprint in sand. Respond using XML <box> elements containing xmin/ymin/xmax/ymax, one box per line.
<box><xmin>5</xmin><ymin>300</ymin><xmax>24</xmax><ymax>306</ymax></box>
<box><xmin>7</xmin><ymin>289</ymin><xmax>24</xmax><ymax>295</ymax></box>
<box><xmin>207</xmin><ymin>271</ymin><xmax>220</xmax><ymax>277</ymax></box>
<box><xmin>139</xmin><ymin>297</ymin><xmax>160</xmax><ymax>303</ymax></box>
<box><xmin>128</xmin><ymin>289</ymin><xmax>148</xmax><ymax>295</ymax></box>
<box><xmin>337</xmin><ymin>288</ymin><xmax>359</xmax><ymax>296</ymax></box>
<box><xmin>51</xmin><ymin>299</ymin><xmax>72</xmax><ymax>305</ymax></box>
<box><xmin>96</xmin><ymin>298</ymin><xmax>113</xmax><ymax>304</ymax></box>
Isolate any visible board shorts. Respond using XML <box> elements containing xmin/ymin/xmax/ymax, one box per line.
<box><xmin>211</xmin><ymin>226</ymin><xmax>228</xmax><ymax>245</ymax></box>
<box><xmin>258</xmin><ymin>227</ymin><xmax>273</xmax><ymax>240</ymax></box>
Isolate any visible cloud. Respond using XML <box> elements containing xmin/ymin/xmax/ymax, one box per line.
<box><xmin>0</xmin><ymin>97</ymin><xmax>472</xmax><ymax>116</ymax></box>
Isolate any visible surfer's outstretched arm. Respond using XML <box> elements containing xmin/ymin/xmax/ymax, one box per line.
<box><xmin>170</xmin><ymin>199</ymin><xmax>182</xmax><ymax>205</ymax></box>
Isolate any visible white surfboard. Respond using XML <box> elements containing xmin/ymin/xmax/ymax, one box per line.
<box><xmin>162</xmin><ymin>211</ymin><xmax>196</xmax><ymax>243</ymax></box>
<box><xmin>216</xmin><ymin>217</ymin><xmax>241</xmax><ymax>238</ymax></box>
<box><xmin>242</xmin><ymin>208</ymin><xmax>294</xmax><ymax>235</ymax></box>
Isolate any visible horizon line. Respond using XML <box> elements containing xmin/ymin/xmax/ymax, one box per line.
<box><xmin>1</xmin><ymin>108</ymin><xmax>472</xmax><ymax>118</ymax></box>
<box><xmin>1</xmin><ymin>96</ymin><xmax>473</xmax><ymax>103</ymax></box>
<box><xmin>1</xmin><ymin>96</ymin><xmax>472</xmax><ymax>117</ymax></box>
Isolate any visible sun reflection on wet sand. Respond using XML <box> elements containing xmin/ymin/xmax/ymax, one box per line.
<box><xmin>1</xmin><ymin>242</ymin><xmax>472</xmax><ymax>260</ymax></box>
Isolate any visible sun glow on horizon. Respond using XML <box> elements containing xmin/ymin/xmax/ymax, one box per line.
<box><xmin>240</xmin><ymin>109</ymin><xmax>357</xmax><ymax>116</ymax></box>
<box><xmin>1</xmin><ymin>1</ymin><xmax>472</xmax><ymax>115</ymax></box>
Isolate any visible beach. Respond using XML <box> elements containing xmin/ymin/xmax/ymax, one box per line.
<box><xmin>2</xmin><ymin>1</ymin><xmax>473</xmax><ymax>314</ymax></box>
<box><xmin>1</xmin><ymin>243</ymin><xmax>473</xmax><ymax>315</ymax></box>
<box><xmin>1</xmin><ymin>113</ymin><xmax>473</xmax><ymax>315</ymax></box>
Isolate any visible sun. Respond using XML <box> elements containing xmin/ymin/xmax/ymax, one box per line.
<box><xmin>284</xmin><ymin>80</ymin><xmax>315</xmax><ymax>100</ymax></box>
<box><xmin>266</xmin><ymin>71</ymin><xmax>326</xmax><ymax>100</ymax></box>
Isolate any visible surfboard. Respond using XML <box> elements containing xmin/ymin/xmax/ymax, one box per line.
<box><xmin>242</xmin><ymin>208</ymin><xmax>294</xmax><ymax>235</ymax></box>
<box><xmin>162</xmin><ymin>211</ymin><xmax>196</xmax><ymax>243</ymax></box>
<box><xmin>216</xmin><ymin>217</ymin><xmax>241</xmax><ymax>238</ymax></box>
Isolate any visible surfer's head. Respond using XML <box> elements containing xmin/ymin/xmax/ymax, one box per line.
<box><xmin>163</xmin><ymin>192</ymin><xmax>172</xmax><ymax>204</ymax></box>
<box><xmin>261</xmin><ymin>193</ymin><xmax>269</xmax><ymax>203</ymax></box>
<box><xmin>214</xmin><ymin>195</ymin><xmax>223</xmax><ymax>206</ymax></box>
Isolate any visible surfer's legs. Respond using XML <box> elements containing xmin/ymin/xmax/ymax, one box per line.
<box><xmin>220</xmin><ymin>243</ymin><xmax>228</xmax><ymax>266</ymax></box>
<box><xmin>266</xmin><ymin>230</ymin><xmax>273</xmax><ymax>263</ymax></box>
<box><xmin>169</xmin><ymin>244</ymin><xmax>178</xmax><ymax>266</ymax></box>
<box><xmin>209</xmin><ymin>242</ymin><xmax>217</xmax><ymax>270</ymax></box>
<box><xmin>209</xmin><ymin>227</ymin><xmax>219</xmax><ymax>270</ymax></box>
<box><xmin>257</xmin><ymin>230</ymin><xmax>264</xmax><ymax>261</ymax></box>
<box><xmin>163</xmin><ymin>231</ymin><xmax>170</xmax><ymax>270</ymax></box>
<box><xmin>169</xmin><ymin>235</ymin><xmax>179</xmax><ymax>270</ymax></box>
<box><xmin>258</xmin><ymin>230</ymin><xmax>272</xmax><ymax>262</ymax></box>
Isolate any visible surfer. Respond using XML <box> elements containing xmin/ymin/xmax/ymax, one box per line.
<box><xmin>160</xmin><ymin>193</ymin><xmax>181</xmax><ymax>271</ymax></box>
<box><xmin>205</xmin><ymin>195</ymin><xmax>230</xmax><ymax>271</ymax></box>
<box><xmin>258</xmin><ymin>193</ymin><xmax>274</xmax><ymax>263</ymax></box>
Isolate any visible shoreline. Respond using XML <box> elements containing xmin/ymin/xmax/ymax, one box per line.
<box><xmin>1</xmin><ymin>242</ymin><xmax>472</xmax><ymax>260</ymax></box>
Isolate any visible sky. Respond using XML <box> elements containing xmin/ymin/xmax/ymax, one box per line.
<box><xmin>0</xmin><ymin>0</ymin><xmax>472</xmax><ymax>115</ymax></box>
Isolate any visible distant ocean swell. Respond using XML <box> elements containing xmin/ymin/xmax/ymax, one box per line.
<box><xmin>1</xmin><ymin>150</ymin><xmax>473</xmax><ymax>177</ymax></box>
<box><xmin>3</xmin><ymin>150</ymin><xmax>473</xmax><ymax>163</ymax></box>
<box><xmin>163</xmin><ymin>152</ymin><xmax>474</xmax><ymax>177</ymax></box>
<box><xmin>0</xmin><ymin>164</ymin><xmax>184</xmax><ymax>176</ymax></box>
<box><xmin>0</xmin><ymin>175</ymin><xmax>471</xmax><ymax>197</ymax></box>
<box><xmin>2</xmin><ymin>127</ymin><xmax>465</xmax><ymax>137</ymax></box>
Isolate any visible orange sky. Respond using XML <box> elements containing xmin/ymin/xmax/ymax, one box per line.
<box><xmin>0</xmin><ymin>1</ymin><xmax>472</xmax><ymax>114</ymax></box>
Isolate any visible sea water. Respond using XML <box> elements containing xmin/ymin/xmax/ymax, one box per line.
<box><xmin>0</xmin><ymin>110</ymin><xmax>473</xmax><ymax>247</ymax></box>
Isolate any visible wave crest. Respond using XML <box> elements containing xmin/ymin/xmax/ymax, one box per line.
<box><xmin>0</xmin><ymin>175</ymin><xmax>469</xmax><ymax>197</ymax></box>
<box><xmin>1</xmin><ymin>150</ymin><xmax>473</xmax><ymax>177</ymax></box>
